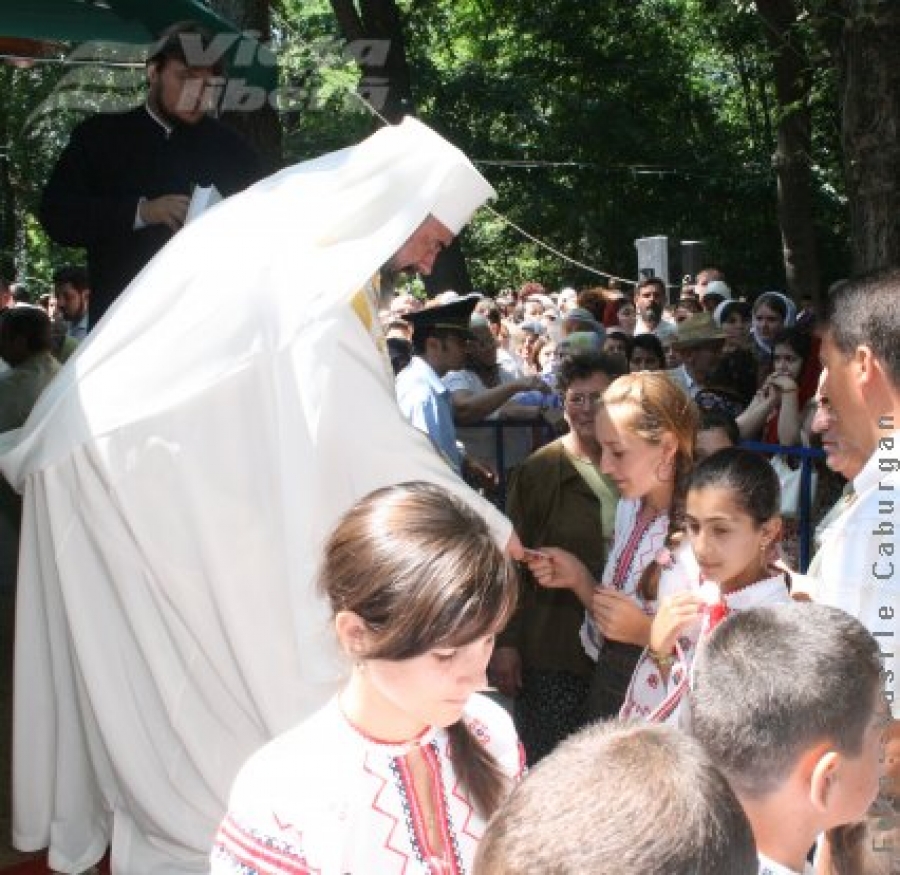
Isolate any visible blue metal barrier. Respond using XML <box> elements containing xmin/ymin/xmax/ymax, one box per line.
<box><xmin>462</xmin><ymin>422</ymin><xmax>826</xmax><ymax>573</ymax></box>
<box><xmin>740</xmin><ymin>442</ymin><xmax>825</xmax><ymax>572</ymax></box>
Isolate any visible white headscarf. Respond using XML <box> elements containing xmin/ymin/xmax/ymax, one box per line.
<box><xmin>0</xmin><ymin>118</ymin><xmax>507</xmax><ymax>874</ymax></box>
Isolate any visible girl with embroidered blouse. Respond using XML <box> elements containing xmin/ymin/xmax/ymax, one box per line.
<box><xmin>527</xmin><ymin>372</ymin><xmax>698</xmax><ymax>720</ymax></box>
<box><xmin>620</xmin><ymin>447</ymin><xmax>792</xmax><ymax>723</ymax></box>
<box><xmin>211</xmin><ymin>482</ymin><xmax>524</xmax><ymax>875</ymax></box>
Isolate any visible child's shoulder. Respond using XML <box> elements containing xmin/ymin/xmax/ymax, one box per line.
<box><xmin>462</xmin><ymin>694</ymin><xmax>524</xmax><ymax>778</ymax></box>
<box><xmin>230</xmin><ymin>700</ymin><xmax>347</xmax><ymax>795</ymax></box>
<box><xmin>463</xmin><ymin>693</ymin><xmax>517</xmax><ymax>743</ymax></box>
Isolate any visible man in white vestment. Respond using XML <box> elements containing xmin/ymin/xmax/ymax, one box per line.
<box><xmin>0</xmin><ymin>118</ymin><xmax>516</xmax><ymax>875</ymax></box>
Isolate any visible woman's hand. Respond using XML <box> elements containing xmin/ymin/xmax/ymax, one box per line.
<box><xmin>767</xmin><ymin>373</ymin><xmax>799</xmax><ymax>396</ymax></box>
<box><xmin>648</xmin><ymin>592</ymin><xmax>705</xmax><ymax>656</ymax></box>
<box><xmin>590</xmin><ymin>590</ymin><xmax>653</xmax><ymax>647</ymax></box>
<box><xmin>525</xmin><ymin>547</ymin><xmax>594</xmax><ymax>607</ymax></box>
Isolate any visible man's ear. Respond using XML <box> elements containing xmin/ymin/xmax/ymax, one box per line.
<box><xmin>334</xmin><ymin>610</ymin><xmax>370</xmax><ymax>658</ymax></box>
<box><xmin>854</xmin><ymin>345</ymin><xmax>876</xmax><ymax>387</ymax></box>
<box><xmin>808</xmin><ymin>748</ymin><xmax>841</xmax><ymax>813</ymax></box>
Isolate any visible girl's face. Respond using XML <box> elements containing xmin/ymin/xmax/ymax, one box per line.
<box><xmin>772</xmin><ymin>342</ymin><xmax>803</xmax><ymax>381</ymax></box>
<box><xmin>595</xmin><ymin>405</ymin><xmax>676</xmax><ymax>506</ymax></box>
<box><xmin>521</xmin><ymin>332</ymin><xmax>538</xmax><ymax>359</ymax></box>
<box><xmin>754</xmin><ymin>303</ymin><xmax>784</xmax><ymax>343</ymax></box>
<box><xmin>685</xmin><ymin>486</ymin><xmax>779</xmax><ymax>591</ymax></box>
<box><xmin>603</xmin><ymin>336</ymin><xmax>629</xmax><ymax>360</ymax></box>
<box><xmin>617</xmin><ymin>304</ymin><xmax>637</xmax><ymax>335</ymax></box>
<box><xmin>538</xmin><ymin>342</ymin><xmax>557</xmax><ymax>372</ymax></box>
<box><xmin>360</xmin><ymin>632</ymin><xmax>497</xmax><ymax>737</ymax></box>
<box><xmin>722</xmin><ymin>311</ymin><xmax>750</xmax><ymax>343</ymax></box>
<box><xmin>629</xmin><ymin>346</ymin><xmax>663</xmax><ymax>372</ymax></box>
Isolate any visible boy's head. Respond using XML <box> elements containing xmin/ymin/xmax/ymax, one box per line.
<box><xmin>695</xmin><ymin>410</ymin><xmax>740</xmax><ymax>460</ymax></box>
<box><xmin>689</xmin><ymin>603</ymin><xmax>885</xmax><ymax>830</ymax></box>
<box><xmin>473</xmin><ymin>721</ymin><xmax>757</xmax><ymax>875</ymax></box>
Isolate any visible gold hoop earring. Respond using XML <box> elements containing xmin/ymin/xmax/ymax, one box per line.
<box><xmin>656</xmin><ymin>458</ymin><xmax>675</xmax><ymax>482</ymax></box>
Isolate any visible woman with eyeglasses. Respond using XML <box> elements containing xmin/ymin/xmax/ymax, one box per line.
<box><xmin>492</xmin><ymin>352</ymin><xmax>626</xmax><ymax>763</ymax></box>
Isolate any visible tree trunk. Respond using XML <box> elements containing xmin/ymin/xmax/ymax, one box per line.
<box><xmin>756</xmin><ymin>0</ymin><xmax>821</xmax><ymax>302</ymax></box>
<box><xmin>835</xmin><ymin>1</ymin><xmax>900</xmax><ymax>273</ymax></box>
<box><xmin>0</xmin><ymin>69</ymin><xmax>16</xmax><ymax>281</ymax></box>
<box><xmin>207</xmin><ymin>0</ymin><xmax>283</xmax><ymax>172</ymax></box>
<box><xmin>329</xmin><ymin>0</ymin><xmax>472</xmax><ymax>294</ymax></box>
<box><xmin>329</xmin><ymin>0</ymin><xmax>414</xmax><ymax>123</ymax></box>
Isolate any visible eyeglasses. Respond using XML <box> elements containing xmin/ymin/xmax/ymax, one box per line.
<box><xmin>565</xmin><ymin>392</ymin><xmax>604</xmax><ymax>410</ymax></box>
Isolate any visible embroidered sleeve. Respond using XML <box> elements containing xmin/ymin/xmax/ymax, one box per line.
<box><xmin>211</xmin><ymin>811</ymin><xmax>312</xmax><ymax>874</ymax></box>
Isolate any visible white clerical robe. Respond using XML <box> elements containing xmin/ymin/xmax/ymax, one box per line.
<box><xmin>0</xmin><ymin>118</ymin><xmax>509</xmax><ymax>874</ymax></box>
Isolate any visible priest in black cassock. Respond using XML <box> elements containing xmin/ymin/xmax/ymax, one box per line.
<box><xmin>40</xmin><ymin>21</ymin><xmax>261</xmax><ymax>330</ymax></box>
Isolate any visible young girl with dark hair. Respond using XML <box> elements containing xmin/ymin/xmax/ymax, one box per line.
<box><xmin>212</xmin><ymin>482</ymin><xmax>524</xmax><ymax>875</ymax></box>
<box><xmin>620</xmin><ymin>448</ymin><xmax>791</xmax><ymax>722</ymax></box>
<box><xmin>527</xmin><ymin>372</ymin><xmax>698</xmax><ymax>719</ymax></box>
<box><xmin>737</xmin><ymin>327</ymin><xmax>820</xmax><ymax>445</ymax></box>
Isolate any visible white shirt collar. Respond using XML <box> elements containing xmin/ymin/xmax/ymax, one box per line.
<box><xmin>758</xmin><ymin>852</ymin><xmax>813</xmax><ymax>875</ymax></box>
<box><xmin>853</xmin><ymin>428</ymin><xmax>899</xmax><ymax>497</ymax></box>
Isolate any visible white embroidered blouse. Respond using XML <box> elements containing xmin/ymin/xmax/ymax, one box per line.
<box><xmin>581</xmin><ymin>497</ymin><xmax>670</xmax><ymax>660</ymax></box>
<box><xmin>211</xmin><ymin>694</ymin><xmax>524</xmax><ymax>875</ymax></box>
<box><xmin>620</xmin><ymin>545</ymin><xmax>791</xmax><ymax>723</ymax></box>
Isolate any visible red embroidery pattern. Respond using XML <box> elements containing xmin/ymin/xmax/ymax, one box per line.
<box><xmin>214</xmin><ymin>813</ymin><xmax>317</xmax><ymax>875</ymax></box>
<box><xmin>362</xmin><ymin>755</ymin><xmax>413</xmax><ymax>872</ymax></box>
<box><xmin>466</xmin><ymin>717</ymin><xmax>490</xmax><ymax>746</ymax></box>
<box><xmin>610</xmin><ymin>511</ymin><xmax>655</xmax><ymax>590</ymax></box>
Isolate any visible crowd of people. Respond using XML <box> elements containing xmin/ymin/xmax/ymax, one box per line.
<box><xmin>212</xmin><ymin>271</ymin><xmax>900</xmax><ymax>875</ymax></box>
<box><xmin>3</xmin><ymin>208</ymin><xmax>898</xmax><ymax>875</ymax></box>
<box><xmin>0</xmin><ymin>21</ymin><xmax>896</xmax><ymax>873</ymax></box>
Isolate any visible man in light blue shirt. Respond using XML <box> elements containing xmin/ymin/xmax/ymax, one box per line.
<box><xmin>395</xmin><ymin>296</ymin><xmax>479</xmax><ymax>474</ymax></box>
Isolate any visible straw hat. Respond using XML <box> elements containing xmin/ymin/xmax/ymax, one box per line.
<box><xmin>670</xmin><ymin>313</ymin><xmax>728</xmax><ymax>348</ymax></box>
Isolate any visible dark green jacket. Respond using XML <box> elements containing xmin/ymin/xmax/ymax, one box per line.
<box><xmin>500</xmin><ymin>439</ymin><xmax>618</xmax><ymax>677</ymax></box>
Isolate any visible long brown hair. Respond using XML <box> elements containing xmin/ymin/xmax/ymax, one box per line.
<box><xmin>318</xmin><ymin>481</ymin><xmax>519</xmax><ymax>817</ymax></box>
<box><xmin>600</xmin><ymin>372</ymin><xmax>698</xmax><ymax>600</ymax></box>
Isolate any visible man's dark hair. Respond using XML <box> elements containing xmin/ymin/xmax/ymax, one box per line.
<box><xmin>826</xmin><ymin>267</ymin><xmax>900</xmax><ymax>388</ymax></box>
<box><xmin>148</xmin><ymin>21</ymin><xmax>226</xmax><ymax>75</ymax></box>
<box><xmin>556</xmin><ymin>351</ymin><xmax>627</xmax><ymax>398</ymax></box>
<box><xmin>698</xmin><ymin>410</ymin><xmax>740</xmax><ymax>446</ymax></box>
<box><xmin>689</xmin><ymin>603</ymin><xmax>883</xmax><ymax>801</ymax></box>
<box><xmin>629</xmin><ymin>332</ymin><xmax>666</xmax><ymax>368</ymax></box>
<box><xmin>638</xmin><ymin>276</ymin><xmax>667</xmax><ymax>296</ymax></box>
<box><xmin>52</xmin><ymin>265</ymin><xmax>90</xmax><ymax>291</ymax></box>
<box><xmin>411</xmin><ymin>327</ymin><xmax>462</xmax><ymax>357</ymax></box>
<box><xmin>0</xmin><ymin>306</ymin><xmax>53</xmax><ymax>354</ymax></box>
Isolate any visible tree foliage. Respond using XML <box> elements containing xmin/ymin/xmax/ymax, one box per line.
<box><xmin>5</xmin><ymin>0</ymin><xmax>892</xmax><ymax>298</ymax></box>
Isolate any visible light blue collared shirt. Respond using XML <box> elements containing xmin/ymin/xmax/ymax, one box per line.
<box><xmin>395</xmin><ymin>355</ymin><xmax>462</xmax><ymax>473</ymax></box>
